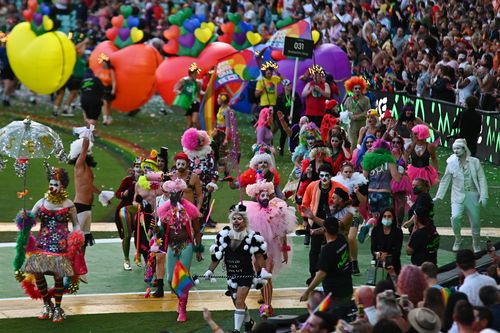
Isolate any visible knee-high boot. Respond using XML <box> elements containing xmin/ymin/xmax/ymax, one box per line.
<box><xmin>177</xmin><ymin>292</ymin><xmax>188</xmax><ymax>322</ymax></box>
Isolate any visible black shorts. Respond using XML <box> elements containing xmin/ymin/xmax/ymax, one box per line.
<box><xmin>102</xmin><ymin>86</ymin><xmax>115</xmax><ymax>101</ymax></box>
<box><xmin>185</xmin><ymin>101</ymin><xmax>200</xmax><ymax>116</ymax></box>
<box><xmin>81</xmin><ymin>94</ymin><xmax>103</xmax><ymax>120</ymax></box>
<box><xmin>0</xmin><ymin>64</ymin><xmax>15</xmax><ymax>81</ymax></box>
<box><xmin>65</xmin><ymin>76</ymin><xmax>83</xmax><ymax>91</ymax></box>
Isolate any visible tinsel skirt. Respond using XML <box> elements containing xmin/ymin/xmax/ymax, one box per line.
<box><xmin>24</xmin><ymin>253</ymin><xmax>74</xmax><ymax>277</ymax></box>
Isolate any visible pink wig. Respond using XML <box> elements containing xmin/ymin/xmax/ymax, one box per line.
<box><xmin>411</xmin><ymin>124</ymin><xmax>430</xmax><ymax>141</ymax></box>
<box><xmin>181</xmin><ymin>128</ymin><xmax>211</xmax><ymax>151</ymax></box>
<box><xmin>162</xmin><ymin>178</ymin><xmax>187</xmax><ymax>193</ymax></box>
<box><xmin>246</xmin><ymin>180</ymin><xmax>275</xmax><ymax>198</ymax></box>
<box><xmin>372</xmin><ymin>138</ymin><xmax>391</xmax><ymax>151</ymax></box>
<box><xmin>256</xmin><ymin>108</ymin><xmax>272</xmax><ymax>129</ymax></box>
<box><xmin>397</xmin><ymin>265</ymin><xmax>427</xmax><ymax>307</ymax></box>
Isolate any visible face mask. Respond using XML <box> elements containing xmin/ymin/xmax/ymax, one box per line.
<box><xmin>319</xmin><ymin>172</ymin><xmax>330</xmax><ymax>185</ymax></box>
<box><xmin>381</xmin><ymin>218</ymin><xmax>393</xmax><ymax>227</ymax></box>
<box><xmin>412</xmin><ymin>187</ymin><xmax>422</xmax><ymax>195</ymax></box>
<box><xmin>258</xmin><ymin>192</ymin><xmax>270</xmax><ymax>208</ymax></box>
<box><xmin>176</xmin><ymin>160</ymin><xmax>187</xmax><ymax>171</ymax></box>
<box><xmin>49</xmin><ymin>180</ymin><xmax>61</xmax><ymax>193</ymax></box>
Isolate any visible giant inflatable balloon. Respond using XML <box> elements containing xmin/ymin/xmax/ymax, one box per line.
<box><xmin>7</xmin><ymin>22</ymin><xmax>75</xmax><ymax>94</ymax></box>
<box><xmin>156</xmin><ymin>42</ymin><xmax>237</xmax><ymax>105</ymax></box>
<box><xmin>89</xmin><ymin>41</ymin><xmax>162</xmax><ymax>112</ymax></box>
<box><xmin>277</xmin><ymin>43</ymin><xmax>351</xmax><ymax>99</ymax></box>
<box><xmin>217</xmin><ymin>13</ymin><xmax>263</xmax><ymax>50</ymax></box>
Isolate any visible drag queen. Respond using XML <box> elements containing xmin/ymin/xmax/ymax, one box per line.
<box><xmin>205</xmin><ymin>204</ymin><xmax>270</xmax><ymax>333</ymax></box>
<box><xmin>434</xmin><ymin>139</ymin><xmax>488</xmax><ymax>253</ymax></box>
<box><xmin>406</xmin><ymin>124</ymin><xmax>439</xmax><ymax>187</ymax></box>
<box><xmin>181</xmin><ymin>128</ymin><xmax>218</xmax><ymax>227</ymax></box>
<box><xmin>21</xmin><ymin>168</ymin><xmax>84</xmax><ymax>322</ymax></box>
<box><xmin>156</xmin><ymin>179</ymin><xmax>201</xmax><ymax>321</ymax></box>
<box><xmin>244</xmin><ymin>177</ymin><xmax>297</xmax><ymax>317</ymax></box>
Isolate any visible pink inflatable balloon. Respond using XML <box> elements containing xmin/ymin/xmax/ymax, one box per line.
<box><xmin>156</xmin><ymin>42</ymin><xmax>236</xmax><ymax>105</ymax></box>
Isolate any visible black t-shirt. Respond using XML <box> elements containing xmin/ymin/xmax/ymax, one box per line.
<box><xmin>317</xmin><ymin>234</ymin><xmax>353</xmax><ymax>298</ymax></box>
<box><xmin>408</xmin><ymin>226</ymin><xmax>440</xmax><ymax>266</ymax></box>
<box><xmin>81</xmin><ymin>76</ymin><xmax>104</xmax><ymax>99</ymax></box>
<box><xmin>316</xmin><ymin>185</ymin><xmax>331</xmax><ymax>220</ymax></box>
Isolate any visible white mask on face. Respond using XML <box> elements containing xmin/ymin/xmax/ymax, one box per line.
<box><xmin>133</xmin><ymin>165</ymin><xmax>141</xmax><ymax>174</ymax></box>
<box><xmin>382</xmin><ymin>218</ymin><xmax>393</xmax><ymax>227</ymax></box>
<box><xmin>453</xmin><ymin>145</ymin><xmax>465</xmax><ymax>157</ymax></box>
<box><xmin>258</xmin><ymin>160</ymin><xmax>269</xmax><ymax>170</ymax></box>
<box><xmin>319</xmin><ymin>172</ymin><xmax>331</xmax><ymax>185</ymax></box>
<box><xmin>49</xmin><ymin>180</ymin><xmax>61</xmax><ymax>193</ymax></box>
<box><xmin>176</xmin><ymin>159</ymin><xmax>187</xmax><ymax>170</ymax></box>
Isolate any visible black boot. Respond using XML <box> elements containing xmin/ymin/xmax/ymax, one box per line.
<box><xmin>351</xmin><ymin>260</ymin><xmax>360</xmax><ymax>276</ymax></box>
<box><xmin>152</xmin><ymin>279</ymin><xmax>164</xmax><ymax>298</ymax></box>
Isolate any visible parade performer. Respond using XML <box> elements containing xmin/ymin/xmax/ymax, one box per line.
<box><xmin>69</xmin><ymin>126</ymin><xmax>113</xmax><ymax>283</ymax></box>
<box><xmin>320</xmin><ymin>99</ymin><xmax>339</xmax><ymax>144</ymax></box>
<box><xmin>181</xmin><ymin>128</ymin><xmax>218</xmax><ymax>227</ymax></box>
<box><xmin>343</xmin><ymin>76</ymin><xmax>370</xmax><ymax>145</ymax></box>
<box><xmin>244</xmin><ymin>177</ymin><xmax>297</xmax><ymax>317</ymax></box>
<box><xmin>434</xmin><ymin>139</ymin><xmax>488</xmax><ymax>253</ymax></box>
<box><xmin>152</xmin><ymin>179</ymin><xmax>201</xmax><ymax>317</ymax></box>
<box><xmin>406</xmin><ymin>124</ymin><xmax>439</xmax><ymax>187</ymax></box>
<box><xmin>212</xmin><ymin>92</ymin><xmax>233</xmax><ymax>178</ymax></box>
<box><xmin>174</xmin><ymin>62</ymin><xmax>204</xmax><ymax>129</ymax></box>
<box><xmin>302</xmin><ymin>65</ymin><xmax>331</xmax><ymax>128</ymax></box>
<box><xmin>255</xmin><ymin>61</ymin><xmax>282</xmax><ymax>114</ymax></box>
<box><xmin>95</xmin><ymin>53</ymin><xmax>116</xmax><ymax>125</ymax></box>
<box><xmin>204</xmin><ymin>204</ymin><xmax>271</xmax><ymax>333</ymax></box>
<box><xmin>133</xmin><ymin>150</ymin><xmax>163</xmax><ymax>263</ymax></box>
<box><xmin>115</xmin><ymin>157</ymin><xmax>142</xmax><ymax>271</ymax></box>
<box><xmin>19</xmin><ymin>168</ymin><xmax>84</xmax><ymax>322</ymax></box>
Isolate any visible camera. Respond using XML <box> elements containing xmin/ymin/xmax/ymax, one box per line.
<box><xmin>385</xmin><ymin>255</ymin><xmax>393</xmax><ymax>268</ymax></box>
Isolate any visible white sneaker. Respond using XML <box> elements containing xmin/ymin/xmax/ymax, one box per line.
<box><xmin>452</xmin><ymin>238</ymin><xmax>462</xmax><ymax>252</ymax></box>
<box><xmin>123</xmin><ymin>260</ymin><xmax>132</xmax><ymax>271</ymax></box>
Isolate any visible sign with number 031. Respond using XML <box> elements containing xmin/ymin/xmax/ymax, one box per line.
<box><xmin>284</xmin><ymin>36</ymin><xmax>314</xmax><ymax>59</ymax></box>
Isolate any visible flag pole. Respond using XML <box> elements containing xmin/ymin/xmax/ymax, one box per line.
<box><xmin>289</xmin><ymin>57</ymin><xmax>299</xmax><ymax>125</ymax></box>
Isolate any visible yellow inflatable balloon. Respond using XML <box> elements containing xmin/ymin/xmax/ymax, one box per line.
<box><xmin>201</xmin><ymin>22</ymin><xmax>215</xmax><ymax>32</ymax></box>
<box><xmin>312</xmin><ymin>30</ymin><xmax>320</xmax><ymax>44</ymax></box>
<box><xmin>6</xmin><ymin>22</ymin><xmax>76</xmax><ymax>94</ymax></box>
<box><xmin>246</xmin><ymin>31</ymin><xmax>262</xmax><ymax>46</ymax></box>
<box><xmin>42</xmin><ymin>16</ymin><xmax>53</xmax><ymax>31</ymax></box>
<box><xmin>194</xmin><ymin>27</ymin><xmax>212</xmax><ymax>44</ymax></box>
<box><xmin>130</xmin><ymin>27</ymin><xmax>144</xmax><ymax>43</ymax></box>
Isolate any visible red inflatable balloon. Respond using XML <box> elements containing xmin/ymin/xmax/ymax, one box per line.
<box><xmin>156</xmin><ymin>42</ymin><xmax>236</xmax><ymax>105</ymax></box>
<box><xmin>89</xmin><ymin>41</ymin><xmax>162</xmax><ymax>112</ymax></box>
<box><xmin>271</xmin><ymin>50</ymin><xmax>286</xmax><ymax>61</ymax></box>
<box><xmin>105</xmin><ymin>27</ymin><xmax>119</xmax><ymax>41</ymax></box>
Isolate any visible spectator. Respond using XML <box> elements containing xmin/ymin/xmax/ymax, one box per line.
<box><xmin>371</xmin><ymin>208</ymin><xmax>404</xmax><ymax>274</ymax></box>
<box><xmin>456</xmin><ymin>66</ymin><xmax>478</xmax><ymax>106</ymax></box>
<box><xmin>475</xmin><ymin>54</ymin><xmax>496</xmax><ymax>111</ymax></box>
<box><xmin>421</xmin><ymin>287</ymin><xmax>446</xmax><ymax>327</ymax></box>
<box><xmin>457</xmin><ymin>249</ymin><xmax>497</xmax><ymax>307</ymax></box>
<box><xmin>472</xmin><ymin>306</ymin><xmax>494</xmax><ymax>333</ymax></box>
<box><xmin>299</xmin><ymin>310</ymin><xmax>338</xmax><ymax>333</ymax></box>
<box><xmin>406</xmin><ymin>207</ymin><xmax>440</xmax><ymax>266</ymax></box>
<box><xmin>376</xmin><ymin>290</ymin><xmax>410</xmax><ymax>332</ymax></box>
<box><xmin>454</xmin><ymin>300</ymin><xmax>475</xmax><ymax>333</ymax></box>
<box><xmin>407</xmin><ymin>308</ymin><xmax>442</xmax><ymax>333</ymax></box>
<box><xmin>416</xmin><ymin>60</ymin><xmax>432</xmax><ymax>97</ymax></box>
<box><xmin>478</xmin><ymin>285</ymin><xmax>500</xmax><ymax>331</ymax></box>
<box><xmin>355</xmin><ymin>286</ymin><xmax>377</xmax><ymax>325</ymax></box>
<box><xmin>452</xmin><ymin>96</ymin><xmax>482</xmax><ymax>156</ymax></box>
<box><xmin>397</xmin><ymin>265</ymin><xmax>428</xmax><ymax>307</ymax></box>
<box><xmin>373</xmin><ymin>318</ymin><xmax>403</xmax><ymax>333</ymax></box>
<box><xmin>431</xmin><ymin>65</ymin><xmax>456</xmax><ymax>103</ymax></box>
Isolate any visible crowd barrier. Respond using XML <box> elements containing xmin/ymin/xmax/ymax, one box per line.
<box><xmin>371</xmin><ymin>91</ymin><xmax>499</xmax><ymax>165</ymax></box>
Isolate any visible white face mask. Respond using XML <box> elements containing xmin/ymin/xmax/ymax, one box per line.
<box><xmin>381</xmin><ymin>218</ymin><xmax>393</xmax><ymax>227</ymax></box>
<box><xmin>258</xmin><ymin>160</ymin><xmax>269</xmax><ymax>170</ymax></box>
<box><xmin>453</xmin><ymin>145</ymin><xmax>465</xmax><ymax>157</ymax></box>
<box><xmin>176</xmin><ymin>159</ymin><xmax>187</xmax><ymax>171</ymax></box>
<box><xmin>49</xmin><ymin>180</ymin><xmax>61</xmax><ymax>193</ymax></box>
<box><xmin>319</xmin><ymin>172</ymin><xmax>331</xmax><ymax>185</ymax></box>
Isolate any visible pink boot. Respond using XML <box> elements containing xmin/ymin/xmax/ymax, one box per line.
<box><xmin>177</xmin><ymin>294</ymin><xmax>188</xmax><ymax>322</ymax></box>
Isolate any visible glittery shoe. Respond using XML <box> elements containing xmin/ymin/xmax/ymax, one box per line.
<box><xmin>52</xmin><ymin>307</ymin><xmax>66</xmax><ymax>323</ymax></box>
<box><xmin>37</xmin><ymin>302</ymin><xmax>54</xmax><ymax>320</ymax></box>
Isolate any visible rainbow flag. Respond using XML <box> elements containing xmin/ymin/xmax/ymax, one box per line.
<box><xmin>199</xmin><ymin>71</ymin><xmax>217</xmax><ymax>134</ymax></box>
<box><xmin>314</xmin><ymin>292</ymin><xmax>332</xmax><ymax>313</ymax></box>
<box><xmin>267</xmin><ymin>18</ymin><xmax>312</xmax><ymax>50</ymax></box>
<box><xmin>170</xmin><ymin>260</ymin><xmax>194</xmax><ymax>297</ymax></box>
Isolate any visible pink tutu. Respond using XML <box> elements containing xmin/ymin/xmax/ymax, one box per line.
<box><xmin>391</xmin><ymin>174</ymin><xmax>413</xmax><ymax>194</ymax></box>
<box><xmin>407</xmin><ymin>165</ymin><xmax>438</xmax><ymax>187</ymax></box>
<box><xmin>244</xmin><ymin>199</ymin><xmax>297</xmax><ymax>275</ymax></box>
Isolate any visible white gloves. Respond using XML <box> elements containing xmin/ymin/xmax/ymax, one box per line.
<box><xmin>397</xmin><ymin>165</ymin><xmax>405</xmax><ymax>174</ymax></box>
<box><xmin>479</xmin><ymin>198</ymin><xmax>488</xmax><ymax>207</ymax></box>
<box><xmin>98</xmin><ymin>190</ymin><xmax>114</xmax><ymax>207</ymax></box>
<box><xmin>74</xmin><ymin>125</ymin><xmax>95</xmax><ymax>141</ymax></box>
<box><xmin>260</xmin><ymin>268</ymin><xmax>272</xmax><ymax>279</ymax></box>
<box><xmin>203</xmin><ymin>270</ymin><xmax>213</xmax><ymax>280</ymax></box>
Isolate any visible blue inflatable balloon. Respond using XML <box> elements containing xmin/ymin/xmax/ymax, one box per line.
<box><xmin>183</xmin><ymin>18</ymin><xmax>200</xmax><ymax>33</ymax></box>
<box><xmin>127</xmin><ymin>16</ymin><xmax>139</xmax><ymax>28</ymax></box>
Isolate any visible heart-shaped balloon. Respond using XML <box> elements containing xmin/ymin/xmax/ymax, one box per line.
<box><xmin>163</xmin><ymin>25</ymin><xmax>180</xmax><ymax>40</ymax></box>
<box><xmin>111</xmin><ymin>15</ymin><xmax>124</xmax><ymax>28</ymax></box>
<box><xmin>120</xmin><ymin>5</ymin><xmax>133</xmax><ymax>18</ymax></box>
<box><xmin>276</xmin><ymin>16</ymin><xmax>294</xmax><ymax>29</ymax></box>
<box><xmin>7</xmin><ymin>22</ymin><xmax>76</xmax><ymax>94</ymax></box>
<box><xmin>246</xmin><ymin>31</ymin><xmax>262</xmax><ymax>46</ymax></box>
<box><xmin>312</xmin><ymin>30</ymin><xmax>320</xmax><ymax>44</ymax></box>
<box><xmin>194</xmin><ymin>27</ymin><xmax>212</xmax><ymax>44</ymax></box>
<box><xmin>27</xmin><ymin>0</ymin><xmax>37</xmax><ymax>12</ymax></box>
<box><xmin>90</xmin><ymin>41</ymin><xmax>162</xmax><ymax>112</ymax></box>
<box><xmin>127</xmin><ymin>16</ymin><xmax>139</xmax><ymax>28</ymax></box>
<box><xmin>183</xmin><ymin>18</ymin><xmax>200</xmax><ymax>33</ymax></box>
<box><xmin>169</xmin><ymin>13</ymin><xmax>182</xmax><ymax>26</ymax></box>
<box><xmin>179</xmin><ymin>7</ymin><xmax>193</xmax><ymax>20</ymax></box>
<box><xmin>239</xmin><ymin>22</ymin><xmax>253</xmax><ymax>34</ymax></box>
<box><xmin>163</xmin><ymin>39</ymin><xmax>179</xmax><ymax>54</ymax></box>
<box><xmin>227</xmin><ymin>13</ymin><xmax>241</xmax><ymax>24</ymax></box>
<box><xmin>130</xmin><ymin>27</ymin><xmax>143</xmax><ymax>43</ymax></box>
<box><xmin>220</xmin><ymin>22</ymin><xmax>235</xmax><ymax>35</ymax></box>
<box><xmin>119</xmin><ymin>28</ymin><xmax>130</xmax><ymax>41</ymax></box>
<box><xmin>33</xmin><ymin>13</ymin><xmax>43</xmax><ymax>26</ymax></box>
<box><xmin>233</xmin><ymin>32</ymin><xmax>246</xmax><ymax>45</ymax></box>
<box><xmin>40</xmin><ymin>3</ymin><xmax>50</xmax><ymax>16</ymax></box>
<box><xmin>200</xmin><ymin>22</ymin><xmax>215</xmax><ymax>32</ymax></box>
<box><xmin>178</xmin><ymin>32</ymin><xmax>195</xmax><ymax>48</ymax></box>
<box><xmin>23</xmin><ymin>9</ymin><xmax>33</xmax><ymax>22</ymax></box>
<box><xmin>106</xmin><ymin>27</ymin><xmax>119</xmax><ymax>41</ymax></box>
<box><xmin>218</xmin><ymin>34</ymin><xmax>232</xmax><ymax>44</ymax></box>
<box><xmin>42</xmin><ymin>15</ymin><xmax>53</xmax><ymax>31</ymax></box>
<box><xmin>271</xmin><ymin>50</ymin><xmax>286</xmax><ymax>61</ymax></box>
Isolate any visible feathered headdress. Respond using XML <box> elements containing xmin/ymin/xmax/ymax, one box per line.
<box><xmin>181</xmin><ymin>128</ymin><xmax>211</xmax><ymax>151</ymax></box>
<box><xmin>69</xmin><ymin>138</ymin><xmax>93</xmax><ymax>160</ymax></box>
<box><xmin>344</xmin><ymin>76</ymin><xmax>367</xmax><ymax>94</ymax></box>
<box><xmin>162</xmin><ymin>178</ymin><xmax>187</xmax><ymax>193</ymax></box>
<box><xmin>261</xmin><ymin>60</ymin><xmax>278</xmax><ymax>71</ymax></box>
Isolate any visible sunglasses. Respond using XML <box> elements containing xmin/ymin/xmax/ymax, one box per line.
<box><xmin>392</xmin><ymin>140</ymin><xmax>402</xmax><ymax>144</ymax></box>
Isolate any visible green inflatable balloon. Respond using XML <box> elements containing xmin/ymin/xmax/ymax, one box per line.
<box><xmin>180</xmin><ymin>7</ymin><xmax>193</xmax><ymax>20</ymax></box>
<box><xmin>169</xmin><ymin>13</ymin><xmax>182</xmax><ymax>26</ymax></box>
<box><xmin>276</xmin><ymin>17</ymin><xmax>294</xmax><ymax>29</ymax></box>
<box><xmin>191</xmin><ymin>39</ymin><xmax>204</xmax><ymax>57</ymax></box>
<box><xmin>120</xmin><ymin>5</ymin><xmax>133</xmax><ymax>18</ymax></box>
<box><xmin>227</xmin><ymin>12</ymin><xmax>241</xmax><ymax>24</ymax></box>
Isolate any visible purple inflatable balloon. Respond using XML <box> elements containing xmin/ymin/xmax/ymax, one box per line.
<box><xmin>277</xmin><ymin>43</ymin><xmax>351</xmax><ymax>101</ymax></box>
<box><xmin>233</xmin><ymin>32</ymin><xmax>246</xmax><ymax>45</ymax></box>
<box><xmin>33</xmin><ymin>13</ymin><xmax>43</xmax><ymax>26</ymax></box>
<box><xmin>119</xmin><ymin>28</ymin><xmax>130</xmax><ymax>41</ymax></box>
<box><xmin>178</xmin><ymin>33</ymin><xmax>195</xmax><ymax>48</ymax></box>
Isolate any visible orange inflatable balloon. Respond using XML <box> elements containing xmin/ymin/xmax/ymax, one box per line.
<box><xmin>89</xmin><ymin>41</ymin><xmax>162</xmax><ymax>112</ymax></box>
<box><xmin>156</xmin><ymin>42</ymin><xmax>236</xmax><ymax>105</ymax></box>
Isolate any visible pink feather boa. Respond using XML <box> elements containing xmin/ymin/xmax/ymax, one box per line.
<box><xmin>157</xmin><ymin>199</ymin><xmax>200</xmax><ymax>221</ymax></box>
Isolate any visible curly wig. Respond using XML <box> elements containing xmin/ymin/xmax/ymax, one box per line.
<box><xmin>181</xmin><ymin>128</ymin><xmax>211</xmax><ymax>151</ymax></box>
<box><xmin>246</xmin><ymin>180</ymin><xmax>275</xmax><ymax>198</ymax></box>
<box><xmin>344</xmin><ymin>76</ymin><xmax>368</xmax><ymax>94</ymax></box>
<box><xmin>397</xmin><ymin>265</ymin><xmax>427</xmax><ymax>307</ymax></box>
<box><xmin>48</xmin><ymin>168</ymin><xmax>70</xmax><ymax>188</ymax></box>
<box><xmin>411</xmin><ymin>124</ymin><xmax>430</xmax><ymax>141</ymax></box>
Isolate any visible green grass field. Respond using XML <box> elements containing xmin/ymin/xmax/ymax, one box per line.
<box><xmin>0</xmin><ymin>98</ymin><xmax>499</xmax><ymax>333</ymax></box>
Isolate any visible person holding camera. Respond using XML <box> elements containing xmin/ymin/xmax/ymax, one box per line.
<box><xmin>302</xmin><ymin>65</ymin><xmax>331</xmax><ymax>128</ymax></box>
<box><xmin>456</xmin><ymin>65</ymin><xmax>478</xmax><ymax>106</ymax></box>
<box><xmin>371</xmin><ymin>208</ymin><xmax>404</xmax><ymax>274</ymax></box>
